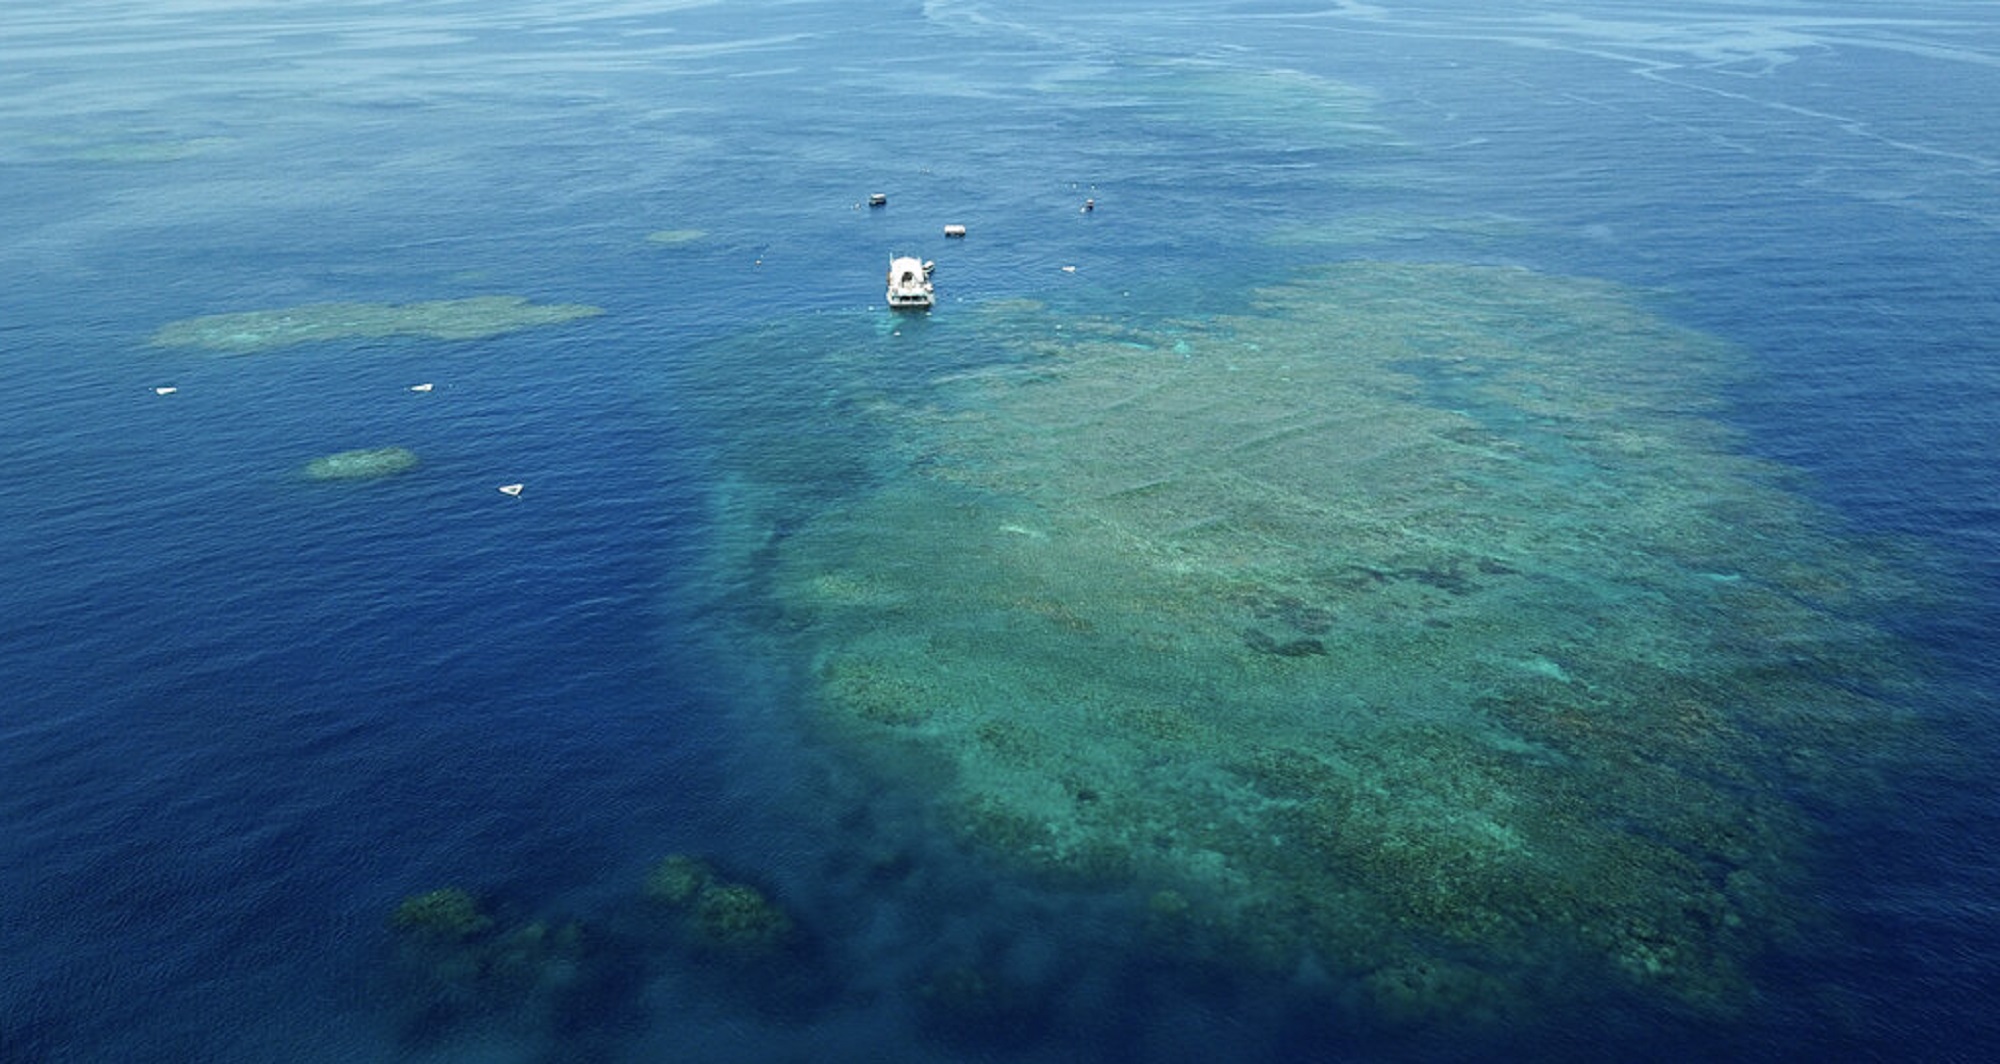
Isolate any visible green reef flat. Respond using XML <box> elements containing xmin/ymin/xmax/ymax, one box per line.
<box><xmin>150</xmin><ymin>295</ymin><xmax>603</xmax><ymax>354</ymax></box>
<box><xmin>728</xmin><ymin>262</ymin><xmax>1927</xmax><ymax>1026</ymax></box>
<box><xmin>304</xmin><ymin>446</ymin><xmax>418</xmax><ymax>481</ymax></box>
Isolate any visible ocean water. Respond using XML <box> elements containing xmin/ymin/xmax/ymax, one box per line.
<box><xmin>3</xmin><ymin>1</ymin><xmax>1998</xmax><ymax>1061</ymax></box>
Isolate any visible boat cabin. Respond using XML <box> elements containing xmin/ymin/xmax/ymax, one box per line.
<box><xmin>886</xmin><ymin>255</ymin><xmax>935</xmax><ymax>309</ymax></box>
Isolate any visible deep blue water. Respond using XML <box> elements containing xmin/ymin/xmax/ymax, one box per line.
<box><xmin>4</xmin><ymin>1</ymin><xmax>1998</xmax><ymax>1061</ymax></box>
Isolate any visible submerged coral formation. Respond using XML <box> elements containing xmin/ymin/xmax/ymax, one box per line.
<box><xmin>643</xmin><ymin>853</ymin><xmax>714</xmax><ymax>906</ymax></box>
<box><xmin>385</xmin><ymin>888</ymin><xmax>589</xmax><ymax>1038</ymax></box>
<box><xmin>729</xmin><ymin>261</ymin><xmax>1923</xmax><ymax>1026</ymax></box>
<box><xmin>390</xmin><ymin>887</ymin><xmax>494</xmax><ymax>942</ymax></box>
<box><xmin>643</xmin><ymin>854</ymin><xmax>796</xmax><ymax>956</ymax></box>
<box><xmin>150</xmin><ymin>295</ymin><xmax>602</xmax><ymax>354</ymax></box>
<box><xmin>303</xmin><ymin>446</ymin><xmax>418</xmax><ymax>481</ymax></box>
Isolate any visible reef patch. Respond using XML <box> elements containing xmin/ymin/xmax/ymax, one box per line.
<box><xmin>151</xmin><ymin>295</ymin><xmax>602</xmax><ymax>354</ymax></box>
<box><xmin>303</xmin><ymin>446</ymin><xmax>418</xmax><ymax>481</ymax></box>
<box><xmin>724</xmin><ymin>261</ymin><xmax>1927</xmax><ymax>1027</ymax></box>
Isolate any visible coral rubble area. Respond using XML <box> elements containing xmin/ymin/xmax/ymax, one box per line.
<box><xmin>745</xmin><ymin>262</ymin><xmax>1925</xmax><ymax>1026</ymax></box>
<box><xmin>149</xmin><ymin>296</ymin><xmax>602</xmax><ymax>354</ymax></box>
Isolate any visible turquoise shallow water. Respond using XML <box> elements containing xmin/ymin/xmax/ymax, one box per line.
<box><xmin>3</xmin><ymin>2</ymin><xmax>1998</xmax><ymax>1061</ymax></box>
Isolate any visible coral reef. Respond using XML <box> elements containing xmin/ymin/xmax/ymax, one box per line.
<box><xmin>303</xmin><ymin>446</ymin><xmax>418</xmax><ymax>481</ymax></box>
<box><xmin>390</xmin><ymin>887</ymin><xmax>493</xmax><ymax>942</ymax></box>
<box><xmin>716</xmin><ymin>261</ymin><xmax>1925</xmax><ymax>1027</ymax></box>
<box><xmin>694</xmin><ymin>884</ymin><xmax>795</xmax><ymax>952</ymax></box>
<box><xmin>384</xmin><ymin>888</ymin><xmax>591</xmax><ymax>1040</ymax></box>
<box><xmin>643</xmin><ymin>854</ymin><xmax>714</xmax><ymax>906</ymax></box>
<box><xmin>643</xmin><ymin>854</ymin><xmax>796</xmax><ymax>956</ymax></box>
<box><xmin>150</xmin><ymin>295</ymin><xmax>602</xmax><ymax>354</ymax></box>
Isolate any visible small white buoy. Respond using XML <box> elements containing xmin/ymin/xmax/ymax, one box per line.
<box><xmin>943</xmin><ymin>224</ymin><xmax>967</xmax><ymax>238</ymax></box>
<box><xmin>154</xmin><ymin>386</ymin><xmax>177</xmax><ymax>395</ymax></box>
<box><xmin>498</xmin><ymin>483</ymin><xmax>524</xmax><ymax>497</ymax></box>
<box><xmin>409</xmin><ymin>382</ymin><xmax>434</xmax><ymax>393</ymax></box>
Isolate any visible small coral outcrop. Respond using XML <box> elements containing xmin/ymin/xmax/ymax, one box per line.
<box><xmin>389</xmin><ymin>887</ymin><xmax>493</xmax><ymax>942</ymax></box>
<box><xmin>642</xmin><ymin>854</ymin><xmax>714</xmax><ymax>906</ymax></box>
<box><xmin>694</xmin><ymin>883</ymin><xmax>796</xmax><ymax>952</ymax></box>
<box><xmin>643</xmin><ymin>854</ymin><xmax>797</xmax><ymax>957</ymax></box>
<box><xmin>304</xmin><ymin>446</ymin><xmax>418</xmax><ymax>481</ymax></box>
<box><xmin>384</xmin><ymin>887</ymin><xmax>589</xmax><ymax>1039</ymax></box>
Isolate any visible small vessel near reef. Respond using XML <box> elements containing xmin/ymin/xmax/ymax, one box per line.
<box><xmin>886</xmin><ymin>255</ymin><xmax>935</xmax><ymax>309</ymax></box>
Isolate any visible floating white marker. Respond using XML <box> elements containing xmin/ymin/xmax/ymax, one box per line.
<box><xmin>498</xmin><ymin>483</ymin><xmax>524</xmax><ymax>497</ymax></box>
<box><xmin>1060</xmin><ymin>265</ymin><xmax>1077</xmax><ymax>273</ymax></box>
<box><xmin>409</xmin><ymin>382</ymin><xmax>434</xmax><ymax>393</ymax></box>
<box><xmin>154</xmin><ymin>386</ymin><xmax>177</xmax><ymax>395</ymax></box>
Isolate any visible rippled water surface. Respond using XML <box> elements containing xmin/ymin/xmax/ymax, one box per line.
<box><xmin>3</xmin><ymin>2</ymin><xmax>1997</xmax><ymax>1061</ymax></box>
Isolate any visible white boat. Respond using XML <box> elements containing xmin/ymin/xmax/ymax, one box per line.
<box><xmin>886</xmin><ymin>255</ymin><xmax>935</xmax><ymax>310</ymax></box>
<box><xmin>498</xmin><ymin>483</ymin><xmax>524</xmax><ymax>496</ymax></box>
